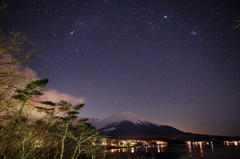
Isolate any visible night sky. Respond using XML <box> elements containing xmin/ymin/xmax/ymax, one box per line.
<box><xmin>2</xmin><ymin>0</ymin><xmax>240</xmax><ymax>136</ymax></box>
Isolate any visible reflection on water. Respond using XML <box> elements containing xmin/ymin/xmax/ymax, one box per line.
<box><xmin>105</xmin><ymin>141</ymin><xmax>240</xmax><ymax>159</ymax></box>
<box><xmin>106</xmin><ymin>145</ymin><xmax>167</xmax><ymax>153</ymax></box>
<box><xmin>224</xmin><ymin>140</ymin><xmax>239</xmax><ymax>146</ymax></box>
<box><xmin>106</xmin><ymin>144</ymin><xmax>167</xmax><ymax>153</ymax></box>
<box><xmin>186</xmin><ymin>141</ymin><xmax>215</xmax><ymax>158</ymax></box>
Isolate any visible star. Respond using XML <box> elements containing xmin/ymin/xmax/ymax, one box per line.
<box><xmin>69</xmin><ymin>30</ymin><xmax>75</xmax><ymax>35</ymax></box>
<box><xmin>3</xmin><ymin>0</ymin><xmax>240</xmax><ymax>137</ymax></box>
<box><xmin>191</xmin><ymin>31</ymin><xmax>197</xmax><ymax>35</ymax></box>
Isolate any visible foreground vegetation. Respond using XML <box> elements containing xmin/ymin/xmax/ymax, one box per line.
<box><xmin>0</xmin><ymin>3</ymin><xmax>106</xmax><ymax>159</ymax></box>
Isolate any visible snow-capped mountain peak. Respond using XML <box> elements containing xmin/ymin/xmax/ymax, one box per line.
<box><xmin>93</xmin><ymin>111</ymin><xmax>154</xmax><ymax>128</ymax></box>
<box><xmin>92</xmin><ymin>111</ymin><xmax>185</xmax><ymax>137</ymax></box>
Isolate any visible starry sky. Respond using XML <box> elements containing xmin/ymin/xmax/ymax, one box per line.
<box><xmin>2</xmin><ymin>0</ymin><xmax>240</xmax><ymax>136</ymax></box>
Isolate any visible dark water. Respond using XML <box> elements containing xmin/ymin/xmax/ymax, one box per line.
<box><xmin>105</xmin><ymin>143</ymin><xmax>240</xmax><ymax>159</ymax></box>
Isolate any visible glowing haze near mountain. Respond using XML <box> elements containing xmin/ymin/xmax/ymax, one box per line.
<box><xmin>2</xmin><ymin>0</ymin><xmax>240</xmax><ymax>136</ymax></box>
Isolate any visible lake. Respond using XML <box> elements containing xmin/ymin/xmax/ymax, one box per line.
<box><xmin>105</xmin><ymin>142</ymin><xmax>240</xmax><ymax>159</ymax></box>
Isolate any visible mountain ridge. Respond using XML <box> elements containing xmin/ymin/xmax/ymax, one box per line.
<box><xmin>93</xmin><ymin>111</ymin><xmax>158</xmax><ymax>129</ymax></box>
<box><xmin>93</xmin><ymin>111</ymin><xmax>185</xmax><ymax>137</ymax></box>
<box><xmin>89</xmin><ymin>112</ymin><xmax>240</xmax><ymax>140</ymax></box>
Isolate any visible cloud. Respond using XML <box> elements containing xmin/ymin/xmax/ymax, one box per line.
<box><xmin>5</xmin><ymin>54</ymin><xmax>85</xmax><ymax>105</ymax></box>
<box><xmin>19</xmin><ymin>66</ymin><xmax>39</xmax><ymax>79</ymax></box>
<box><xmin>25</xmin><ymin>75</ymin><xmax>85</xmax><ymax>119</ymax></box>
<box><xmin>29</xmin><ymin>89</ymin><xmax>85</xmax><ymax>119</ymax></box>
<box><xmin>0</xmin><ymin>54</ymin><xmax>38</xmax><ymax>83</ymax></box>
<box><xmin>1</xmin><ymin>54</ymin><xmax>85</xmax><ymax>117</ymax></box>
<box><xmin>39</xmin><ymin>89</ymin><xmax>85</xmax><ymax>105</ymax></box>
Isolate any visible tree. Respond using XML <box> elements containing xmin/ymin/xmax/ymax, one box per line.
<box><xmin>1</xmin><ymin>77</ymin><xmax>105</xmax><ymax>159</ymax></box>
<box><xmin>49</xmin><ymin>100</ymin><xmax>105</xmax><ymax>159</ymax></box>
<box><xmin>0</xmin><ymin>3</ymin><xmax>105</xmax><ymax>159</ymax></box>
<box><xmin>54</xmin><ymin>100</ymin><xmax>85</xmax><ymax>159</ymax></box>
<box><xmin>0</xmin><ymin>2</ymin><xmax>35</xmax><ymax>116</ymax></box>
<box><xmin>0</xmin><ymin>3</ymin><xmax>38</xmax><ymax>158</ymax></box>
<box><xmin>0</xmin><ymin>78</ymin><xmax>56</xmax><ymax>159</ymax></box>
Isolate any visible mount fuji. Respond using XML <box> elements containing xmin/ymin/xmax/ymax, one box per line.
<box><xmin>93</xmin><ymin>111</ymin><xmax>185</xmax><ymax>138</ymax></box>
